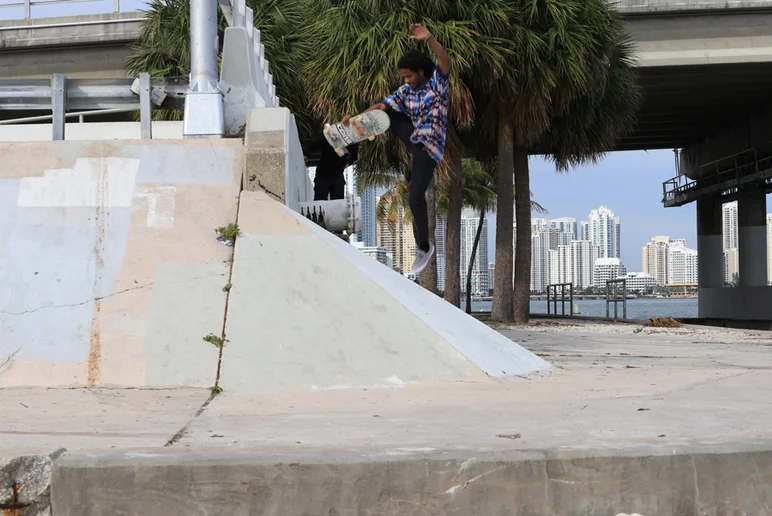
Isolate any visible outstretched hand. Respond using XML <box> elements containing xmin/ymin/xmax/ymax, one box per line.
<box><xmin>409</xmin><ymin>23</ymin><xmax>430</xmax><ymax>41</ymax></box>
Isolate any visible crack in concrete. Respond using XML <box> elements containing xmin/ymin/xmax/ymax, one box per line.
<box><xmin>0</xmin><ymin>347</ymin><xmax>22</xmax><ymax>371</ymax></box>
<box><xmin>0</xmin><ymin>274</ymin><xmax>223</xmax><ymax>316</ymax></box>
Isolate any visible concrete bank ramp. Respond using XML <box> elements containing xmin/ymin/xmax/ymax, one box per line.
<box><xmin>219</xmin><ymin>191</ymin><xmax>550</xmax><ymax>392</ymax></box>
<box><xmin>0</xmin><ymin>140</ymin><xmax>242</xmax><ymax>388</ymax></box>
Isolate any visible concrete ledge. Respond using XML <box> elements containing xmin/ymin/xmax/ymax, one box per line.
<box><xmin>50</xmin><ymin>445</ymin><xmax>772</xmax><ymax>515</ymax></box>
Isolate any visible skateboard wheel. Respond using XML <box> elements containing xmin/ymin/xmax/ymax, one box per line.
<box><xmin>334</xmin><ymin>147</ymin><xmax>341</xmax><ymax>153</ymax></box>
<box><xmin>323</xmin><ymin>127</ymin><xmax>331</xmax><ymax>135</ymax></box>
<box><xmin>368</xmin><ymin>135</ymin><xmax>376</xmax><ymax>141</ymax></box>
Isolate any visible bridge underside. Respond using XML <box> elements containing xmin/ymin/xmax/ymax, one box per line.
<box><xmin>618</xmin><ymin>62</ymin><xmax>772</xmax><ymax>151</ymax></box>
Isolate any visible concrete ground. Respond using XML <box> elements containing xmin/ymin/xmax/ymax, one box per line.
<box><xmin>3</xmin><ymin>322</ymin><xmax>772</xmax><ymax>515</ymax></box>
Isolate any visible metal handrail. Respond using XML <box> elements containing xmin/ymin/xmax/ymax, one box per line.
<box><xmin>0</xmin><ymin>0</ymin><xmax>125</xmax><ymax>20</ymax></box>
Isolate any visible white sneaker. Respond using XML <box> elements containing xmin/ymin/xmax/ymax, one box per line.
<box><xmin>410</xmin><ymin>243</ymin><xmax>435</xmax><ymax>275</ymax></box>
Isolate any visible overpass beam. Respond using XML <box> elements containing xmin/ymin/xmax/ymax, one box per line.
<box><xmin>697</xmin><ymin>195</ymin><xmax>724</xmax><ymax>289</ymax></box>
<box><xmin>183</xmin><ymin>0</ymin><xmax>224</xmax><ymax>139</ymax></box>
<box><xmin>738</xmin><ymin>185</ymin><xmax>768</xmax><ymax>287</ymax></box>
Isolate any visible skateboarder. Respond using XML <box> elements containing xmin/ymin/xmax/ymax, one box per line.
<box><xmin>303</xmin><ymin>133</ymin><xmax>358</xmax><ymax>201</ymax></box>
<box><xmin>342</xmin><ymin>23</ymin><xmax>450</xmax><ymax>275</ymax></box>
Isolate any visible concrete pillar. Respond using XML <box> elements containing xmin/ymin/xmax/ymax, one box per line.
<box><xmin>738</xmin><ymin>185</ymin><xmax>768</xmax><ymax>287</ymax></box>
<box><xmin>696</xmin><ymin>195</ymin><xmax>724</xmax><ymax>289</ymax></box>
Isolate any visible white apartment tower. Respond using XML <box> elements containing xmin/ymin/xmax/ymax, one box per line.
<box><xmin>460</xmin><ymin>209</ymin><xmax>489</xmax><ymax>295</ymax></box>
<box><xmin>435</xmin><ymin>215</ymin><xmax>447</xmax><ymax>292</ymax></box>
<box><xmin>767</xmin><ymin>214</ymin><xmax>772</xmax><ymax>286</ymax></box>
<box><xmin>642</xmin><ymin>236</ymin><xmax>670</xmax><ymax>286</ymax></box>
<box><xmin>722</xmin><ymin>201</ymin><xmax>739</xmax><ymax>250</ymax></box>
<box><xmin>581</xmin><ymin>206</ymin><xmax>621</xmax><ymax>259</ymax></box>
<box><xmin>593</xmin><ymin>258</ymin><xmax>627</xmax><ymax>288</ymax></box>
<box><xmin>667</xmin><ymin>239</ymin><xmax>698</xmax><ymax>285</ymax></box>
<box><xmin>548</xmin><ymin>240</ymin><xmax>599</xmax><ymax>290</ymax></box>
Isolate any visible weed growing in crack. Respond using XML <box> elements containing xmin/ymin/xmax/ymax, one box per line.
<box><xmin>215</xmin><ymin>223</ymin><xmax>241</xmax><ymax>245</ymax></box>
<box><xmin>210</xmin><ymin>385</ymin><xmax>223</xmax><ymax>395</ymax></box>
<box><xmin>222</xmin><ymin>283</ymin><xmax>232</xmax><ymax>292</ymax></box>
<box><xmin>203</xmin><ymin>333</ymin><xmax>228</xmax><ymax>348</ymax></box>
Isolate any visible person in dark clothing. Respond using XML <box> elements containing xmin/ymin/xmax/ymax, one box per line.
<box><xmin>303</xmin><ymin>134</ymin><xmax>358</xmax><ymax>201</ymax></box>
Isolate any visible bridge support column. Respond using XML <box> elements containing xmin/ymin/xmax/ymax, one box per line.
<box><xmin>697</xmin><ymin>195</ymin><xmax>724</xmax><ymax>290</ymax></box>
<box><xmin>738</xmin><ymin>185</ymin><xmax>768</xmax><ymax>287</ymax></box>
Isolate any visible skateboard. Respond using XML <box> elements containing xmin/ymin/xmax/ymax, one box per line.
<box><xmin>323</xmin><ymin>110</ymin><xmax>391</xmax><ymax>157</ymax></box>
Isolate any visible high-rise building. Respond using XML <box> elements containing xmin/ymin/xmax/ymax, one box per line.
<box><xmin>667</xmin><ymin>239</ymin><xmax>698</xmax><ymax>285</ymax></box>
<box><xmin>581</xmin><ymin>206</ymin><xmax>621</xmax><ymax>259</ymax></box>
<box><xmin>767</xmin><ymin>214</ymin><xmax>772</xmax><ymax>286</ymax></box>
<box><xmin>359</xmin><ymin>184</ymin><xmax>377</xmax><ymax>247</ymax></box>
<box><xmin>548</xmin><ymin>240</ymin><xmax>599</xmax><ymax>290</ymax></box>
<box><xmin>531</xmin><ymin>230</ymin><xmax>552</xmax><ymax>292</ymax></box>
<box><xmin>724</xmin><ymin>247</ymin><xmax>739</xmax><ymax>285</ymax></box>
<box><xmin>723</xmin><ymin>201</ymin><xmax>739</xmax><ymax>250</ymax></box>
<box><xmin>435</xmin><ymin>215</ymin><xmax>447</xmax><ymax>292</ymax></box>
<box><xmin>593</xmin><ymin>258</ymin><xmax>627</xmax><ymax>288</ymax></box>
<box><xmin>352</xmin><ymin>242</ymin><xmax>390</xmax><ymax>267</ymax></box>
<box><xmin>550</xmin><ymin>217</ymin><xmax>578</xmax><ymax>239</ymax></box>
<box><xmin>375</xmin><ymin>197</ymin><xmax>416</xmax><ymax>273</ymax></box>
<box><xmin>488</xmin><ymin>262</ymin><xmax>496</xmax><ymax>294</ymax></box>
<box><xmin>642</xmin><ymin>236</ymin><xmax>670</xmax><ymax>286</ymax></box>
<box><xmin>460</xmin><ymin>208</ymin><xmax>489</xmax><ymax>295</ymax></box>
<box><xmin>619</xmin><ymin>272</ymin><xmax>657</xmax><ymax>293</ymax></box>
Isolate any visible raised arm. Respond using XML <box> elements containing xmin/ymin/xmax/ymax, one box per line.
<box><xmin>410</xmin><ymin>23</ymin><xmax>450</xmax><ymax>76</ymax></box>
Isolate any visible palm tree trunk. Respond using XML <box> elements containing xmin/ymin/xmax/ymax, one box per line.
<box><xmin>491</xmin><ymin>112</ymin><xmax>514</xmax><ymax>322</ymax></box>
<box><xmin>444</xmin><ymin>131</ymin><xmax>463</xmax><ymax>307</ymax></box>
<box><xmin>465</xmin><ymin>209</ymin><xmax>486</xmax><ymax>314</ymax></box>
<box><xmin>420</xmin><ymin>179</ymin><xmax>439</xmax><ymax>294</ymax></box>
<box><xmin>513</xmin><ymin>145</ymin><xmax>531</xmax><ymax>323</ymax></box>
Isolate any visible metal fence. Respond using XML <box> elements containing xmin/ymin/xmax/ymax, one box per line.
<box><xmin>605</xmin><ymin>279</ymin><xmax>627</xmax><ymax>320</ymax></box>
<box><xmin>546</xmin><ymin>283</ymin><xmax>574</xmax><ymax>317</ymax></box>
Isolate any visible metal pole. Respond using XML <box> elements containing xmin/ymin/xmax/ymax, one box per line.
<box><xmin>24</xmin><ymin>0</ymin><xmax>31</xmax><ymax>18</ymax></box>
<box><xmin>183</xmin><ymin>0</ymin><xmax>224</xmax><ymax>138</ymax></box>
<box><xmin>570</xmin><ymin>284</ymin><xmax>574</xmax><ymax>317</ymax></box>
<box><xmin>623</xmin><ymin>280</ymin><xmax>627</xmax><ymax>320</ymax></box>
<box><xmin>51</xmin><ymin>74</ymin><xmax>66</xmax><ymax>141</ymax></box>
<box><xmin>547</xmin><ymin>286</ymin><xmax>551</xmax><ymax>315</ymax></box>
<box><xmin>605</xmin><ymin>281</ymin><xmax>609</xmax><ymax>319</ymax></box>
<box><xmin>139</xmin><ymin>73</ymin><xmax>152</xmax><ymax>139</ymax></box>
<box><xmin>614</xmin><ymin>283</ymin><xmax>618</xmax><ymax>320</ymax></box>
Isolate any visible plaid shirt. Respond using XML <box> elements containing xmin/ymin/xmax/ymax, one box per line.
<box><xmin>382</xmin><ymin>66</ymin><xmax>450</xmax><ymax>163</ymax></box>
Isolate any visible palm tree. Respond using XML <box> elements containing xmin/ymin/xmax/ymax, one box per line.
<box><xmin>475</xmin><ymin>0</ymin><xmax>640</xmax><ymax>323</ymax></box>
<box><xmin>302</xmin><ymin>0</ymin><xmax>512</xmax><ymax>297</ymax></box>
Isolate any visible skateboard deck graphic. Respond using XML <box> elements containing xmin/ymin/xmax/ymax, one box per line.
<box><xmin>323</xmin><ymin>110</ymin><xmax>391</xmax><ymax>157</ymax></box>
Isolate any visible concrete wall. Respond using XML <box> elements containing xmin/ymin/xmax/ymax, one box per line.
<box><xmin>0</xmin><ymin>13</ymin><xmax>144</xmax><ymax>79</ymax></box>
<box><xmin>626</xmin><ymin>12</ymin><xmax>772</xmax><ymax>67</ymax></box>
<box><xmin>243</xmin><ymin>108</ymin><xmax>312</xmax><ymax>213</ymax></box>
<box><xmin>699</xmin><ymin>287</ymin><xmax>772</xmax><ymax>320</ymax></box>
<box><xmin>618</xmin><ymin>0</ymin><xmax>772</xmax><ymax>14</ymax></box>
<box><xmin>0</xmin><ymin>139</ymin><xmax>243</xmax><ymax>388</ymax></box>
<box><xmin>0</xmin><ymin>122</ymin><xmax>183</xmax><ymax>141</ymax></box>
<box><xmin>219</xmin><ymin>191</ymin><xmax>549</xmax><ymax>393</ymax></box>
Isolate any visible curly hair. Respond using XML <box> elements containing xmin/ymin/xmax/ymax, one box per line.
<box><xmin>397</xmin><ymin>49</ymin><xmax>436</xmax><ymax>77</ymax></box>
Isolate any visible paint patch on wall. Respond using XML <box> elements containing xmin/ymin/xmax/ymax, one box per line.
<box><xmin>17</xmin><ymin>157</ymin><xmax>139</xmax><ymax>207</ymax></box>
<box><xmin>134</xmin><ymin>187</ymin><xmax>176</xmax><ymax>228</ymax></box>
<box><xmin>125</xmin><ymin>145</ymin><xmax>237</xmax><ymax>185</ymax></box>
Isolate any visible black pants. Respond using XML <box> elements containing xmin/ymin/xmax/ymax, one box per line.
<box><xmin>314</xmin><ymin>175</ymin><xmax>345</xmax><ymax>201</ymax></box>
<box><xmin>387</xmin><ymin>110</ymin><xmax>436</xmax><ymax>250</ymax></box>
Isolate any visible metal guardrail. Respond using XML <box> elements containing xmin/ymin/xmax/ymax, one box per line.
<box><xmin>605</xmin><ymin>279</ymin><xmax>627</xmax><ymax>320</ymax></box>
<box><xmin>0</xmin><ymin>74</ymin><xmax>187</xmax><ymax>139</ymax></box>
<box><xmin>0</xmin><ymin>0</ymin><xmax>126</xmax><ymax>22</ymax></box>
<box><xmin>662</xmin><ymin>144</ymin><xmax>772</xmax><ymax>207</ymax></box>
<box><xmin>546</xmin><ymin>283</ymin><xmax>574</xmax><ymax>317</ymax></box>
